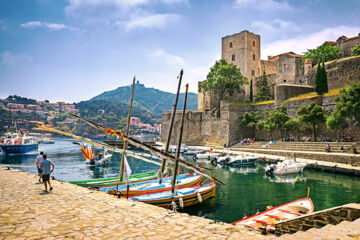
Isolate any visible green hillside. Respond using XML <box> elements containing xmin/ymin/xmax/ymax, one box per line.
<box><xmin>75</xmin><ymin>82</ymin><xmax>198</xmax><ymax>124</ymax></box>
<box><xmin>90</xmin><ymin>82</ymin><xmax>198</xmax><ymax>114</ymax></box>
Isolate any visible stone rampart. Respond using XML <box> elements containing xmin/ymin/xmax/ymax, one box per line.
<box><xmin>305</xmin><ymin>55</ymin><xmax>360</xmax><ymax>90</ymax></box>
<box><xmin>274</xmin><ymin>84</ymin><xmax>314</xmax><ymax>107</ymax></box>
<box><xmin>275</xmin><ymin>203</ymin><xmax>360</xmax><ymax>236</ymax></box>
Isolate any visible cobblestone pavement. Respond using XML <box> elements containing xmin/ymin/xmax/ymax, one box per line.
<box><xmin>0</xmin><ymin>167</ymin><xmax>267</xmax><ymax>240</ymax></box>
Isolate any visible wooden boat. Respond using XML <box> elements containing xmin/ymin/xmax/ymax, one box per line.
<box><xmin>232</xmin><ymin>198</ymin><xmax>314</xmax><ymax>232</ymax></box>
<box><xmin>129</xmin><ymin>182</ymin><xmax>216</xmax><ymax>208</ymax></box>
<box><xmin>99</xmin><ymin>173</ymin><xmax>203</xmax><ymax>196</ymax></box>
<box><xmin>69</xmin><ymin>171</ymin><xmax>157</xmax><ymax>188</ymax></box>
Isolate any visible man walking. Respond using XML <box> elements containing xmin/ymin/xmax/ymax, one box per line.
<box><xmin>36</xmin><ymin>152</ymin><xmax>44</xmax><ymax>182</ymax></box>
<box><xmin>40</xmin><ymin>154</ymin><xmax>54</xmax><ymax>192</ymax></box>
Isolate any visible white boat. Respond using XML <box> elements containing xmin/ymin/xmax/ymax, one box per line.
<box><xmin>183</xmin><ymin>149</ymin><xmax>205</xmax><ymax>156</ymax></box>
<box><xmin>227</xmin><ymin>155</ymin><xmax>257</xmax><ymax>166</ymax></box>
<box><xmin>233</xmin><ymin>198</ymin><xmax>314</xmax><ymax>232</ymax></box>
<box><xmin>0</xmin><ymin>132</ymin><xmax>38</xmax><ymax>154</ymax></box>
<box><xmin>215</xmin><ymin>155</ymin><xmax>232</xmax><ymax>164</ymax></box>
<box><xmin>266</xmin><ymin>160</ymin><xmax>307</xmax><ymax>175</ymax></box>
<box><xmin>85</xmin><ymin>147</ymin><xmax>112</xmax><ymax>165</ymax></box>
<box><xmin>194</xmin><ymin>151</ymin><xmax>221</xmax><ymax>160</ymax></box>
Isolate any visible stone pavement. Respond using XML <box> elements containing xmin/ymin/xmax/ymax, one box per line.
<box><xmin>0</xmin><ymin>167</ymin><xmax>266</xmax><ymax>240</ymax></box>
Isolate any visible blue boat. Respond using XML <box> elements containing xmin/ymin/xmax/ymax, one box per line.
<box><xmin>0</xmin><ymin>132</ymin><xmax>38</xmax><ymax>155</ymax></box>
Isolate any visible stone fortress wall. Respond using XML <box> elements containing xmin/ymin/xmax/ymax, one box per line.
<box><xmin>162</xmin><ymin>30</ymin><xmax>360</xmax><ymax>146</ymax></box>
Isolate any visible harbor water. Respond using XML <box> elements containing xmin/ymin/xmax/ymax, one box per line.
<box><xmin>1</xmin><ymin>139</ymin><xmax>360</xmax><ymax>224</ymax></box>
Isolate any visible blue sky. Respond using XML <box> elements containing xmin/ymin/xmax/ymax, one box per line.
<box><xmin>0</xmin><ymin>0</ymin><xmax>359</xmax><ymax>102</ymax></box>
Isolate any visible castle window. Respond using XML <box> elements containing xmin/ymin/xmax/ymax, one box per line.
<box><xmin>283</xmin><ymin>64</ymin><xmax>287</xmax><ymax>73</ymax></box>
<box><xmin>251</xmin><ymin>70</ymin><xmax>255</xmax><ymax>76</ymax></box>
<box><xmin>232</xmin><ymin>54</ymin><xmax>235</xmax><ymax>61</ymax></box>
<box><xmin>339</xmin><ymin>41</ymin><xmax>342</xmax><ymax>48</ymax></box>
<box><xmin>284</xmin><ymin>79</ymin><xmax>286</xmax><ymax>83</ymax></box>
<box><xmin>229</xmin><ymin>42</ymin><xmax>233</xmax><ymax>48</ymax></box>
<box><xmin>252</xmin><ymin>41</ymin><xmax>255</xmax><ymax>47</ymax></box>
<box><xmin>253</xmin><ymin>54</ymin><xmax>256</xmax><ymax>61</ymax></box>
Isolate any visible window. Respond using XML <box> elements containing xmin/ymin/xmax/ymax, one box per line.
<box><xmin>232</xmin><ymin>54</ymin><xmax>235</xmax><ymax>61</ymax></box>
<box><xmin>253</xmin><ymin>54</ymin><xmax>256</xmax><ymax>61</ymax></box>
<box><xmin>284</xmin><ymin>79</ymin><xmax>287</xmax><ymax>83</ymax></box>
<box><xmin>283</xmin><ymin>64</ymin><xmax>287</xmax><ymax>73</ymax></box>
<box><xmin>229</xmin><ymin>42</ymin><xmax>233</xmax><ymax>48</ymax></box>
<box><xmin>251</xmin><ymin>70</ymin><xmax>255</xmax><ymax>76</ymax></box>
<box><xmin>252</xmin><ymin>41</ymin><xmax>255</xmax><ymax>47</ymax></box>
<box><xmin>339</xmin><ymin>42</ymin><xmax>342</xmax><ymax>48</ymax></box>
<box><xmin>258</xmin><ymin>68</ymin><xmax>260</xmax><ymax>75</ymax></box>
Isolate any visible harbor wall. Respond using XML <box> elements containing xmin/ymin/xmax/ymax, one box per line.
<box><xmin>275</xmin><ymin>203</ymin><xmax>360</xmax><ymax>236</ymax></box>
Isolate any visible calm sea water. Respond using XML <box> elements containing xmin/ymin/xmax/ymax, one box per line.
<box><xmin>1</xmin><ymin>139</ymin><xmax>360</xmax><ymax>223</ymax></box>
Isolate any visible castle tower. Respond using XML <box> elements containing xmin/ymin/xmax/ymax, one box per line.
<box><xmin>304</xmin><ymin>59</ymin><xmax>312</xmax><ymax>74</ymax></box>
<box><xmin>221</xmin><ymin>30</ymin><xmax>262</xmax><ymax>98</ymax></box>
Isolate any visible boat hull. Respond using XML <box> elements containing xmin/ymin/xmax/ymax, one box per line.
<box><xmin>69</xmin><ymin>171</ymin><xmax>158</xmax><ymax>188</ymax></box>
<box><xmin>233</xmin><ymin>198</ymin><xmax>314</xmax><ymax>232</ymax></box>
<box><xmin>0</xmin><ymin>144</ymin><xmax>38</xmax><ymax>154</ymax></box>
<box><xmin>228</xmin><ymin>157</ymin><xmax>257</xmax><ymax>166</ymax></box>
<box><xmin>130</xmin><ymin>183</ymin><xmax>216</xmax><ymax>208</ymax></box>
<box><xmin>99</xmin><ymin>173</ymin><xmax>202</xmax><ymax>196</ymax></box>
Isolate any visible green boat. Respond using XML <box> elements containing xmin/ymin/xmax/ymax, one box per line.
<box><xmin>69</xmin><ymin>171</ymin><xmax>158</xmax><ymax>188</ymax></box>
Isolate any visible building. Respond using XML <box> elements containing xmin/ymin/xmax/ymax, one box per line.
<box><xmin>327</xmin><ymin>33</ymin><xmax>360</xmax><ymax>58</ymax></box>
<box><xmin>130</xmin><ymin>117</ymin><xmax>141</xmax><ymax>126</ymax></box>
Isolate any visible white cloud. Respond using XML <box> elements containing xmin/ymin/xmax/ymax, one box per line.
<box><xmin>1</xmin><ymin>52</ymin><xmax>33</xmax><ymax>65</ymax></box>
<box><xmin>251</xmin><ymin>19</ymin><xmax>300</xmax><ymax>34</ymax></box>
<box><xmin>124</xmin><ymin>13</ymin><xmax>180</xmax><ymax>31</ymax></box>
<box><xmin>20</xmin><ymin>21</ymin><xmax>81</xmax><ymax>32</ymax></box>
<box><xmin>234</xmin><ymin>0</ymin><xmax>293</xmax><ymax>11</ymax></box>
<box><xmin>148</xmin><ymin>49</ymin><xmax>185</xmax><ymax>65</ymax></box>
<box><xmin>261</xmin><ymin>25</ymin><xmax>360</xmax><ymax>59</ymax></box>
<box><xmin>160</xmin><ymin>0</ymin><xmax>188</xmax><ymax>4</ymax></box>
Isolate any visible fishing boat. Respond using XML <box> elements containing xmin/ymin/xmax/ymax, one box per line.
<box><xmin>0</xmin><ymin>132</ymin><xmax>38</xmax><ymax>154</ymax></box>
<box><xmin>69</xmin><ymin>171</ymin><xmax>158</xmax><ymax>188</ymax></box>
<box><xmin>227</xmin><ymin>155</ymin><xmax>257</xmax><ymax>166</ymax></box>
<box><xmin>265</xmin><ymin>160</ymin><xmax>307</xmax><ymax>175</ymax></box>
<box><xmin>129</xmin><ymin>182</ymin><xmax>216</xmax><ymax>208</ymax></box>
<box><xmin>232</xmin><ymin>198</ymin><xmax>314</xmax><ymax>232</ymax></box>
<box><xmin>99</xmin><ymin>173</ymin><xmax>203</xmax><ymax>196</ymax></box>
<box><xmin>79</xmin><ymin>143</ymin><xmax>112</xmax><ymax>166</ymax></box>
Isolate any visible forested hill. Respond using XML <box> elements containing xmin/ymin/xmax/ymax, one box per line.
<box><xmin>89</xmin><ymin>82</ymin><xmax>198</xmax><ymax>114</ymax></box>
<box><xmin>75</xmin><ymin>82</ymin><xmax>198</xmax><ymax>124</ymax></box>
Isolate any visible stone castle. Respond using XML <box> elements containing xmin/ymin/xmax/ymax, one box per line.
<box><xmin>162</xmin><ymin>30</ymin><xmax>360</xmax><ymax>146</ymax></box>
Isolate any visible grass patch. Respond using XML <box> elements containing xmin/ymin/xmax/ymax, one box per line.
<box><xmin>228</xmin><ymin>100</ymin><xmax>252</xmax><ymax>105</ymax></box>
<box><xmin>252</xmin><ymin>100</ymin><xmax>275</xmax><ymax>105</ymax></box>
<box><xmin>288</xmin><ymin>88</ymin><xmax>341</xmax><ymax>101</ymax></box>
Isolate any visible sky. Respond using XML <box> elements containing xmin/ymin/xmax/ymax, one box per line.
<box><xmin>0</xmin><ymin>0</ymin><xmax>359</xmax><ymax>103</ymax></box>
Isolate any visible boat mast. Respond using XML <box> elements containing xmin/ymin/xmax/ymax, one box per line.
<box><xmin>120</xmin><ymin>76</ymin><xmax>136</xmax><ymax>182</ymax></box>
<box><xmin>171</xmin><ymin>83</ymin><xmax>188</xmax><ymax>194</ymax></box>
<box><xmin>159</xmin><ymin>69</ymin><xmax>183</xmax><ymax>184</ymax></box>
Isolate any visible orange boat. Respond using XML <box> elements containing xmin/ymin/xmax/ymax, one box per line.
<box><xmin>232</xmin><ymin>198</ymin><xmax>314</xmax><ymax>232</ymax></box>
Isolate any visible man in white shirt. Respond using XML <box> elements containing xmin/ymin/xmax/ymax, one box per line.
<box><xmin>36</xmin><ymin>152</ymin><xmax>44</xmax><ymax>182</ymax></box>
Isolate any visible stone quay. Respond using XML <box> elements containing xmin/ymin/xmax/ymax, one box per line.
<box><xmin>0</xmin><ymin>166</ymin><xmax>266</xmax><ymax>240</ymax></box>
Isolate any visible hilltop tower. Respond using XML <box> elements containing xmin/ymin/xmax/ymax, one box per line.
<box><xmin>221</xmin><ymin>30</ymin><xmax>262</xmax><ymax>98</ymax></box>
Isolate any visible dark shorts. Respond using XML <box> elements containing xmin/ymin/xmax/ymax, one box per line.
<box><xmin>38</xmin><ymin>168</ymin><xmax>43</xmax><ymax>174</ymax></box>
<box><xmin>42</xmin><ymin>174</ymin><xmax>50</xmax><ymax>182</ymax></box>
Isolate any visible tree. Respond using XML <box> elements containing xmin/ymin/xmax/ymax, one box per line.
<box><xmin>333</xmin><ymin>81</ymin><xmax>360</xmax><ymax>126</ymax></box>
<box><xmin>267</xmin><ymin>105</ymin><xmax>290</xmax><ymax>141</ymax></box>
<box><xmin>257</xmin><ymin>112</ymin><xmax>276</xmax><ymax>140</ymax></box>
<box><xmin>297</xmin><ymin>102</ymin><xmax>326</xmax><ymax>142</ymax></box>
<box><xmin>326</xmin><ymin>111</ymin><xmax>348</xmax><ymax>140</ymax></box>
<box><xmin>303</xmin><ymin>42</ymin><xmax>341</xmax><ymax>66</ymax></box>
<box><xmin>249</xmin><ymin>79</ymin><xmax>253</xmax><ymax>102</ymax></box>
<box><xmin>239</xmin><ymin>111</ymin><xmax>261</xmax><ymax>138</ymax></box>
<box><xmin>352</xmin><ymin>44</ymin><xmax>360</xmax><ymax>56</ymax></box>
<box><xmin>255</xmin><ymin>70</ymin><xmax>272</xmax><ymax>102</ymax></box>
<box><xmin>284</xmin><ymin>118</ymin><xmax>300</xmax><ymax>140</ymax></box>
<box><xmin>200</xmin><ymin>59</ymin><xmax>248</xmax><ymax>117</ymax></box>
<box><xmin>315</xmin><ymin>62</ymin><xmax>328</xmax><ymax>94</ymax></box>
